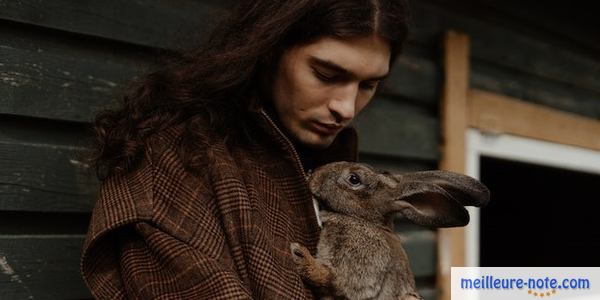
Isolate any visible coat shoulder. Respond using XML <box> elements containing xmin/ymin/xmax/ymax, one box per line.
<box><xmin>84</xmin><ymin>123</ymin><xmax>214</xmax><ymax>247</ymax></box>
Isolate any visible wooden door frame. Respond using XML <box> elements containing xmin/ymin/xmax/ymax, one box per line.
<box><xmin>437</xmin><ymin>31</ymin><xmax>600</xmax><ymax>300</ymax></box>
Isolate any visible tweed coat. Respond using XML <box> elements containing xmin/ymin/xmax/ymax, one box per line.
<box><xmin>80</xmin><ymin>109</ymin><xmax>358</xmax><ymax>299</ymax></box>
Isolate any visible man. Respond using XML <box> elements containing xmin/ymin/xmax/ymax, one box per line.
<box><xmin>81</xmin><ymin>0</ymin><xmax>409</xmax><ymax>299</ymax></box>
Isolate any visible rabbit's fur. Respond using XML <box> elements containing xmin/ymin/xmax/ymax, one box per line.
<box><xmin>291</xmin><ymin>161</ymin><xmax>490</xmax><ymax>300</ymax></box>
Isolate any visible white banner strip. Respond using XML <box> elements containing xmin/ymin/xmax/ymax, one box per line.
<box><xmin>452</xmin><ymin>267</ymin><xmax>600</xmax><ymax>300</ymax></box>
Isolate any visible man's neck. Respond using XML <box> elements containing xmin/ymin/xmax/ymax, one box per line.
<box><xmin>261</xmin><ymin>103</ymin><xmax>316</xmax><ymax>171</ymax></box>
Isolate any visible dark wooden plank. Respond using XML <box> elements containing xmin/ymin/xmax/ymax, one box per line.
<box><xmin>0</xmin><ymin>25</ymin><xmax>149</xmax><ymax>122</ymax></box>
<box><xmin>0</xmin><ymin>120</ymin><xmax>98</xmax><ymax>212</ymax></box>
<box><xmin>0</xmin><ymin>211</ymin><xmax>90</xmax><ymax>235</ymax></box>
<box><xmin>471</xmin><ymin>60</ymin><xmax>600</xmax><ymax>119</ymax></box>
<box><xmin>470</xmin><ymin>31</ymin><xmax>600</xmax><ymax>97</ymax></box>
<box><xmin>354</xmin><ymin>97</ymin><xmax>439</xmax><ymax>161</ymax></box>
<box><xmin>0</xmin><ymin>142</ymin><xmax>98</xmax><ymax>212</ymax></box>
<box><xmin>360</xmin><ymin>153</ymin><xmax>436</xmax><ymax>173</ymax></box>
<box><xmin>419</xmin><ymin>287</ymin><xmax>437</xmax><ymax>300</ymax></box>
<box><xmin>0</xmin><ymin>24</ymin><xmax>440</xmax><ymax>122</ymax></box>
<box><xmin>410</xmin><ymin>0</ymin><xmax>600</xmax><ymax>95</ymax></box>
<box><xmin>419</xmin><ymin>0</ymin><xmax>600</xmax><ymax>57</ymax></box>
<box><xmin>399</xmin><ymin>229</ymin><xmax>437</xmax><ymax>278</ymax></box>
<box><xmin>0</xmin><ymin>0</ymin><xmax>226</xmax><ymax>50</ymax></box>
<box><xmin>476</xmin><ymin>0</ymin><xmax>600</xmax><ymax>55</ymax></box>
<box><xmin>0</xmin><ymin>235</ymin><xmax>90</xmax><ymax>300</ymax></box>
<box><xmin>380</xmin><ymin>45</ymin><xmax>440</xmax><ymax>107</ymax></box>
<box><xmin>0</xmin><ymin>115</ymin><xmax>91</xmax><ymax>148</ymax></box>
<box><xmin>394</xmin><ymin>222</ymin><xmax>437</xmax><ymax>280</ymax></box>
<box><xmin>402</xmin><ymin>0</ymin><xmax>600</xmax><ymax>121</ymax></box>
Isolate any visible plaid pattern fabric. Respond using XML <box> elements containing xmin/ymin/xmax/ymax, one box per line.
<box><xmin>80</xmin><ymin>112</ymin><xmax>358</xmax><ymax>299</ymax></box>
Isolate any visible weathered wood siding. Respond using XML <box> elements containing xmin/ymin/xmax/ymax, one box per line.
<box><xmin>1</xmin><ymin>0</ymin><xmax>598</xmax><ymax>299</ymax></box>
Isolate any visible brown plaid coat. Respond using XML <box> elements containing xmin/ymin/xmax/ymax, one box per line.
<box><xmin>81</xmin><ymin>110</ymin><xmax>358</xmax><ymax>299</ymax></box>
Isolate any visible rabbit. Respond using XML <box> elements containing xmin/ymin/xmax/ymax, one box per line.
<box><xmin>290</xmin><ymin>161</ymin><xmax>490</xmax><ymax>300</ymax></box>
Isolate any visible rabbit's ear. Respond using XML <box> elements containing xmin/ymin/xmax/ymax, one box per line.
<box><xmin>391</xmin><ymin>171</ymin><xmax>490</xmax><ymax>228</ymax></box>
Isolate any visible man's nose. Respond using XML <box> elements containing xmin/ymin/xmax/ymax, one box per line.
<box><xmin>328</xmin><ymin>84</ymin><xmax>358</xmax><ymax>123</ymax></box>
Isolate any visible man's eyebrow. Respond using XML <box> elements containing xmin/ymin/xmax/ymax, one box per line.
<box><xmin>308</xmin><ymin>56</ymin><xmax>389</xmax><ymax>81</ymax></box>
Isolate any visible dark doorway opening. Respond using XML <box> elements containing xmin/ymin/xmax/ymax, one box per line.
<box><xmin>479</xmin><ymin>156</ymin><xmax>600</xmax><ymax>266</ymax></box>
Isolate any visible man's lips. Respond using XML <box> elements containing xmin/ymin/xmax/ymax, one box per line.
<box><xmin>311</xmin><ymin>121</ymin><xmax>343</xmax><ymax>135</ymax></box>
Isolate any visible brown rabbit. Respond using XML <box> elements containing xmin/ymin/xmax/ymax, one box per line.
<box><xmin>290</xmin><ymin>161</ymin><xmax>490</xmax><ymax>300</ymax></box>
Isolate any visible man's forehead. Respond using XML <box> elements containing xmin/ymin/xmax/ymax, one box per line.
<box><xmin>300</xmin><ymin>36</ymin><xmax>390</xmax><ymax>78</ymax></box>
<box><xmin>309</xmin><ymin>56</ymin><xmax>389</xmax><ymax>81</ymax></box>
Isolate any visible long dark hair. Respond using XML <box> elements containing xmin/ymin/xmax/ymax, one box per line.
<box><xmin>91</xmin><ymin>0</ymin><xmax>410</xmax><ymax>179</ymax></box>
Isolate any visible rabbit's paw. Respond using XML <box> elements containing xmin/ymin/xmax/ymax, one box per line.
<box><xmin>290</xmin><ymin>242</ymin><xmax>311</xmax><ymax>265</ymax></box>
<box><xmin>290</xmin><ymin>243</ymin><xmax>334</xmax><ymax>288</ymax></box>
<box><xmin>290</xmin><ymin>242</ymin><xmax>317</xmax><ymax>281</ymax></box>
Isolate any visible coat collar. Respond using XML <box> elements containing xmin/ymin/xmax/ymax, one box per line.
<box><xmin>251</xmin><ymin>107</ymin><xmax>359</xmax><ymax>174</ymax></box>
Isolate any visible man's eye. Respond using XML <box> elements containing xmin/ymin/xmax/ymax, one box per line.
<box><xmin>359</xmin><ymin>80</ymin><xmax>379</xmax><ymax>90</ymax></box>
<box><xmin>313</xmin><ymin>69</ymin><xmax>338</xmax><ymax>82</ymax></box>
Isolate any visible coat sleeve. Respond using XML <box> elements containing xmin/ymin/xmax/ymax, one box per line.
<box><xmin>134</xmin><ymin>222</ymin><xmax>253</xmax><ymax>299</ymax></box>
<box><xmin>82</xmin><ymin>221</ymin><xmax>252</xmax><ymax>299</ymax></box>
<box><xmin>81</xmin><ymin>196</ymin><xmax>253</xmax><ymax>299</ymax></box>
<box><xmin>80</xmin><ymin>144</ymin><xmax>253</xmax><ymax>299</ymax></box>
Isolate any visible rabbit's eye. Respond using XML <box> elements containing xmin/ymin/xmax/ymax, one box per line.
<box><xmin>347</xmin><ymin>173</ymin><xmax>362</xmax><ymax>186</ymax></box>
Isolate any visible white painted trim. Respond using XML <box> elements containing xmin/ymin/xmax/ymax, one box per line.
<box><xmin>464</xmin><ymin>128</ymin><xmax>600</xmax><ymax>267</ymax></box>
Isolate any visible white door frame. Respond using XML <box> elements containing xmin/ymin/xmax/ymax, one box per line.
<box><xmin>464</xmin><ymin>128</ymin><xmax>600</xmax><ymax>267</ymax></box>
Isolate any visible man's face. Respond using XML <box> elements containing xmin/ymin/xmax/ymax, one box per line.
<box><xmin>270</xmin><ymin>35</ymin><xmax>391</xmax><ymax>149</ymax></box>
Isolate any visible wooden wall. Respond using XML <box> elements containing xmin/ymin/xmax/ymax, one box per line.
<box><xmin>0</xmin><ymin>1</ymin><xmax>224</xmax><ymax>298</ymax></box>
<box><xmin>1</xmin><ymin>0</ymin><xmax>598</xmax><ymax>299</ymax></box>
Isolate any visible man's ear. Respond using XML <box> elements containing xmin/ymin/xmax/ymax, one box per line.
<box><xmin>391</xmin><ymin>171</ymin><xmax>490</xmax><ymax>228</ymax></box>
